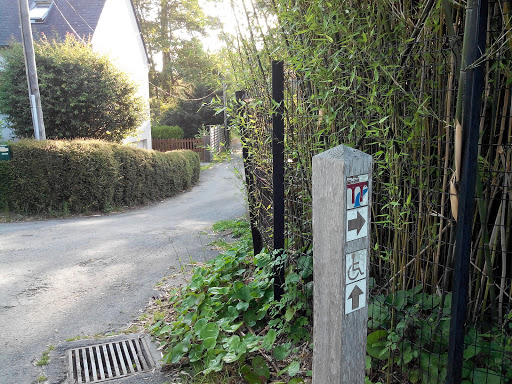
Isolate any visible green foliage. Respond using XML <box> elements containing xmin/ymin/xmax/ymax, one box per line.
<box><xmin>159</xmin><ymin>84</ymin><xmax>223</xmax><ymax>138</ymax></box>
<box><xmin>367</xmin><ymin>286</ymin><xmax>512</xmax><ymax>383</ymax></box>
<box><xmin>222</xmin><ymin>0</ymin><xmax>512</xmax><ymax>381</ymax></box>
<box><xmin>150</xmin><ymin>219</ymin><xmax>311</xmax><ymax>382</ymax></box>
<box><xmin>212</xmin><ymin>218</ymin><xmax>251</xmax><ymax>240</ymax></box>
<box><xmin>151</xmin><ymin>125</ymin><xmax>184</xmax><ymax>139</ymax></box>
<box><xmin>0</xmin><ymin>139</ymin><xmax>199</xmax><ymax>214</ymax></box>
<box><xmin>132</xmin><ymin>0</ymin><xmax>221</xmax><ymax>103</ymax></box>
<box><xmin>0</xmin><ymin>160</ymin><xmax>11</xmax><ymax>211</ymax></box>
<box><xmin>0</xmin><ymin>35</ymin><xmax>145</xmax><ymax>141</ymax></box>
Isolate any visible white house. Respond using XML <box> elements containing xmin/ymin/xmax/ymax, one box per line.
<box><xmin>0</xmin><ymin>0</ymin><xmax>152</xmax><ymax>149</ymax></box>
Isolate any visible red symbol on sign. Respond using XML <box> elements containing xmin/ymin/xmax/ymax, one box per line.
<box><xmin>347</xmin><ymin>181</ymin><xmax>368</xmax><ymax>206</ymax></box>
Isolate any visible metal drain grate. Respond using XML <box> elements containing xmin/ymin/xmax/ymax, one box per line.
<box><xmin>67</xmin><ymin>337</ymin><xmax>154</xmax><ymax>383</ymax></box>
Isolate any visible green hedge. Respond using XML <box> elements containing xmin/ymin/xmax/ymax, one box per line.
<box><xmin>151</xmin><ymin>125</ymin><xmax>184</xmax><ymax>139</ymax></box>
<box><xmin>0</xmin><ymin>139</ymin><xmax>200</xmax><ymax>214</ymax></box>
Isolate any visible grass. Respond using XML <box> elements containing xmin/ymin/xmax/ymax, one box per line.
<box><xmin>211</xmin><ymin>218</ymin><xmax>250</xmax><ymax>239</ymax></box>
<box><xmin>35</xmin><ymin>345</ymin><xmax>54</xmax><ymax>366</ymax></box>
<box><xmin>200</xmin><ymin>163</ymin><xmax>214</xmax><ymax>171</ymax></box>
<box><xmin>208</xmin><ymin>218</ymin><xmax>251</xmax><ymax>251</ymax></box>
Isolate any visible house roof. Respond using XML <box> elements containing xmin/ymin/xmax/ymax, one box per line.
<box><xmin>0</xmin><ymin>0</ymin><xmax>147</xmax><ymax>58</ymax></box>
<box><xmin>0</xmin><ymin>0</ymin><xmax>107</xmax><ymax>46</ymax></box>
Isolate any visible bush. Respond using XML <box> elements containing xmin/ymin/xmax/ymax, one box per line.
<box><xmin>151</xmin><ymin>125</ymin><xmax>184</xmax><ymax>139</ymax></box>
<box><xmin>0</xmin><ymin>35</ymin><xmax>145</xmax><ymax>141</ymax></box>
<box><xmin>0</xmin><ymin>139</ymin><xmax>200</xmax><ymax>214</ymax></box>
<box><xmin>0</xmin><ymin>161</ymin><xmax>11</xmax><ymax>211</ymax></box>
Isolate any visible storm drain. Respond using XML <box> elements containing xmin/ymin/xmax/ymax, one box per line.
<box><xmin>67</xmin><ymin>337</ymin><xmax>155</xmax><ymax>383</ymax></box>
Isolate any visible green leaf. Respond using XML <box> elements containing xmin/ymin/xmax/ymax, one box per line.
<box><xmin>289</xmin><ymin>379</ymin><xmax>305</xmax><ymax>384</ymax></box>
<box><xmin>244</xmin><ymin>308</ymin><xmax>259</xmax><ymax>327</ymax></box>
<box><xmin>251</xmin><ymin>356</ymin><xmax>270</xmax><ymax>379</ymax></box>
<box><xmin>408</xmin><ymin>369</ymin><xmax>420</xmax><ymax>383</ymax></box>
<box><xmin>463</xmin><ymin>344</ymin><xmax>481</xmax><ymax>359</ymax></box>
<box><xmin>221</xmin><ymin>321</ymin><xmax>243</xmax><ymax>333</ymax></box>
<box><xmin>286</xmin><ymin>361</ymin><xmax>301</xmax><ymax>377</ymax></box>
<box><xmin>180</xmin><ymin>295</ymin><xmax>198</xmax><ymax>311</ymax></box>
<box><xmin>233</xmin><ymin>281</ymin><xmax>252</xmax><ymax>302</ymax></box>
<box><xmin>189</xmin><ymin>275</ymin><xmax>204</xmax><ymax>291</ymax></box>
<box><xmin>222</xmin><ymin>351</ymin><xmax>239</xmax><ymax>363</ymax></box>
<box><xmin>285</xmin><ymin>306</ymin><xmax>296</xmax><ymax>322</ymax></box>
<box><xmin>199</xmin><ymin>322</ymin><xmax>219</xmax><ymax>340</ymax></box>
<box><xmin>273</xmin><ymin>343</ymin><xmax>291</xmax><ymax>361</ymax></box>
<box><xmin>367</xmin><ymin>330</ymin><xmax>389</xmax><ymax>360</ymax></box>
<box><xmin>203</xmin><ymin>337</ymin><xmax>217</xmax><ymax>350</ymax></box>
<box><xmin>224</xmin><ymin>305</ymin><xmax>239</xmax><ymax>322</ymax></box>
<box><xmin>157</xmin><ymin>325</ymin><xmax>172</xmax><ymax>335</ymax></box>
<box><xmin>188</xmin><ymin>344</ymin><xmax>203</xmax><ymax>363</ymax></box>
<box><xmin>193</xmin><ymin>318</ymin><xmax>207</xmax><ymax>335</ymax></box>
<box><xmin>261</xmin><ymin>329</ymin><xmax>277</xmax><ymax>351</ymax></box>
<box><xmin>208</xmin><ymin>286</ymin><xmax>230</xmax><ymax>295</ymax></box>
<box><xmin>205</xmin><ymin>353</ymin><xmax>224</xmax><ymax>374</ymax></box>
<box><xmin>224</xmin><ymin>335</ymin><xmax>241</xmax><ymax>351</ymax></box>
<box><xmin>472</xmin><ymin>369</ymin><xmax>501</xmax><ymax>384</ymax></box>
<box><xmin>366</xmin><ymin>356</ymin><xmax>371</xmax><ymax>370</ymax></box>
<box><xmin>243</xmin><ymin>371</ymin><xmax>263</xmax><ymax>384</ymax></box>
<box><xmin>169</xmin><ymin>342</ymin><xmax>188</xmax><ymax>364</ymax></box>
<box><xmin>236</xmin><ymin>301</ymin><xmax>250</xmax><ymax>311</ymax></box>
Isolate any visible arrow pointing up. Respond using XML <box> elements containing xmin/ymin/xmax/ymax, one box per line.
<box><xmin>348</xmin><ymin>284</ymin><xmax>364</xmax><ymax>310</ymax></box>
<box><xmin>348</xmin><ymin>210</ymin><xmax>366</xmax><ymax>235</ymax></box>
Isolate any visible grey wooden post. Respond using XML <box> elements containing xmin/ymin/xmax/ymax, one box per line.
<box><xmin>312</xmin><ymin>145</ymin><xmax>372</xmax><ymax>384</ymax></box>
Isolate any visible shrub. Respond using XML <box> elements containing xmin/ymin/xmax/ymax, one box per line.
<box><xmin>151</xmin><ymin>125</ymin><xmax>184</xmax><ymax>139</ymax></box>
<box><xmin>0</xmin><ymin>139</ymin><xmax>200</xmax><ymax>214</ymax></box>
<box><xmin>0</xmin><ymin>161</ymin><xmax>11</xmax><ymax>211</ymax></box>
<box><xmin>0</xmin><ymin>35</ymin><xmax>145</xmax><ymax>141</ymax></box>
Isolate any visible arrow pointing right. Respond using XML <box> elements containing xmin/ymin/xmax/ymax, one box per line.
<box><xmin>348</xmin><ymin>210</ymin><xmax>366</xmax><ymax>235</ymax></box>
<box><xmin>348</xmin><ymin>284</ymin><xmax>364</xmax><ymax>310</ymax></box>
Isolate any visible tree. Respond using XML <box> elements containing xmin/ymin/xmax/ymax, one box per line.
<box><xmin>0</xmin><ymin>35</ymin><xmax>145</xmax><ymax>141</ymax></box>
<box><xmin>159</xmin><ymin>83</ymin><xmax>223</xmax><ymax>138</ymax></box>
<box><xmin>133</xmin><ymin>0</ymin><xmax>221</xmax><ymax>97</ymax></box>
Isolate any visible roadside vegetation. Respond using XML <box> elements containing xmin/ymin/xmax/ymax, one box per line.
<box><xmin>0</xmin><ymin>35</ymin><xmax>145</xmax><ymax>141</ymax></box>
<box><xmin>143</xmin><ymin>217</ymin><xmax>512</xmax><ymax>384</ymax></box>
<box><xmin>143</xmin><ymin>218</ymin><xmax>311</xmax><ymax>384</ymax></box>
<box><xmin>0</xmin><ymin>139</ymin><xmax>199</xmax><ymax>216</ymax></box>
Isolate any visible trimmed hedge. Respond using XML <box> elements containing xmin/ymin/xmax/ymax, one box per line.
<box><xmin>0</xmin><ymin>139</ymin><xmax>200</xmax><ymax>214</ymax></box>
<box><xmin>151</xmin><ymin>125</ymin><xmax>184</xmax><ymax>139</ymax></box>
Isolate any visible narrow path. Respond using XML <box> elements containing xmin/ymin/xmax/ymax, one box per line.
<box><xmin>0</xmin><ymin>145</ymin><xmax>246</xmax><ymax>384</ymax></box>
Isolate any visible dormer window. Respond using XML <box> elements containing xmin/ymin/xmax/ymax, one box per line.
<box><xmin>30</xmin><ymin>0</ymin><xmax>53</xmax><ymax>23</ymax></box>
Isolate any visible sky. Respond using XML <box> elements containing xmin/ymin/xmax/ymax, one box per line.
<box><xmin>199</xmin><ymin>0</ymin><xmax>240</xmax><ymax>51</ymax></box>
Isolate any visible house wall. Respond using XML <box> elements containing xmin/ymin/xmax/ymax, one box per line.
<box><xmin>92</xmin><ymin>0</ymin><xmax>152</xmax><ymax>149</ymax></box>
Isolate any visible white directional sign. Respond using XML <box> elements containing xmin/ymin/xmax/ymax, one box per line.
<box><xmin>346</xmin><ymin>206</ymin><xmax>368</xmax><ymax>241</ymax></box>
<box><xmin>345</xmin><ymin>280</ymin><xmax>367</xmax><ymax>314</ymax></box>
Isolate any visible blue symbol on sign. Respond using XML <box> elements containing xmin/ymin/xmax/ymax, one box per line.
<box><xmin>354</xmin><ymin>187</ymin><xmax>368</xmax><ymax>208</ymax></box>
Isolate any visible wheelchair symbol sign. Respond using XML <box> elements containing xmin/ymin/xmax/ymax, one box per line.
<box><xmin>346</xmin><ymin>249</ymin><xmax>367</xmax><ymax>283</ymax></box>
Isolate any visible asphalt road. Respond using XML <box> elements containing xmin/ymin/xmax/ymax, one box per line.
<box><xmin>0</xmin><ymin>148</ymin><xmax>246</xmax><ymax>384</ymax></box>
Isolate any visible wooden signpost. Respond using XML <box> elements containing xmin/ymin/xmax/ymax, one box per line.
<box><xmin>312</xmin><ymin>145</ymin><xmax>372</xmax><ymax>383</ymax></box>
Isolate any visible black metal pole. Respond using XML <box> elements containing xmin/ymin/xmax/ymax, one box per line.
<box><xmin>236</xmin><ymin>90</ymin><xmax>263</xmax><ymax>256</ymax></box>
<box><xmin>446</xmin><ymin>0</ymin><xmax>488</xmax><ymax>382</ymax></box>
<box><xmin>272</xmin><ymin>61</ymin><xmax>285</xmax><ymax>300</ymax></box>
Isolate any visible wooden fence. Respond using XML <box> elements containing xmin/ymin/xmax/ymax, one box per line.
<box><xmin>152</xmin><ymin>139</ymin><xmax>207</xmax><ymax>162</ymax></box>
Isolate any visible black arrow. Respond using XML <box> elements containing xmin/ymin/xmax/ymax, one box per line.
<box><xmin>348</xmin><ymin>284</ymin><xmax>364</xmax><ymax>310</ymax></box>
<box><xmin>348</xmin><ymin>211</ymin><xmax>366</xmax><ymax>235</ymax></box>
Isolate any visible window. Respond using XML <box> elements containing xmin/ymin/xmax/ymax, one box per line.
<box><xmin>29</xmin><ymin>0</ymin><xmax>53</xmax><ymax>23</ymax></box>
